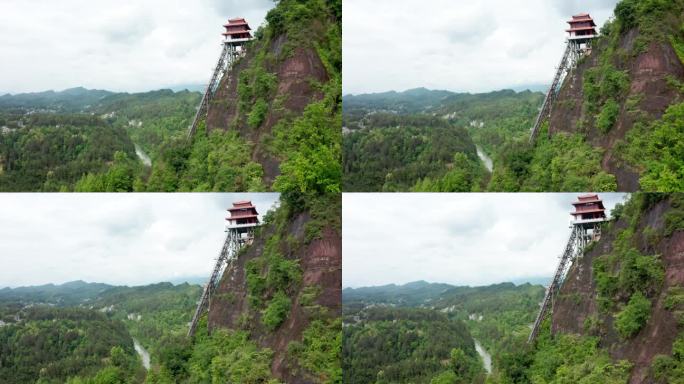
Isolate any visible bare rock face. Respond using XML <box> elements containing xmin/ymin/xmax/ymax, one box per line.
<box><xmin>206</xmin><ymin>35</ymin><xmax>329</xmax><ymax>187</ymax></box>
<box><xmin>552</xmin><ymin>198</ymin><xmax>684</xmax><ymax>384</ymax></box>
<box><xmin>548</xmin><ymin>27</ymin><xmax>684</xmax><ymax>190</ymax></box>
<box><xmin>207</xmin><ymin>210</ymin><xmax>341</xmax><ymax>383</ymax></box>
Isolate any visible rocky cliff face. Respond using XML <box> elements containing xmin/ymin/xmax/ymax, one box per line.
<box><xmin>548</xmin><ymin>2</ymin><xmax>684</xmax><ymax>190</ymax></box>
<box><xmin>206</xmin><ymin>1</ymin><xmax>337</xmax><ymax>187</ymax></box>
<box><xmin>552</xmin><ymin>195</ymin><xmax>684</xmax><ymax>383</ymax></box>
<box><xmin>207</xmin><ymin>197</ymin><xmax>341</xmax><ymax>383</ymax></box>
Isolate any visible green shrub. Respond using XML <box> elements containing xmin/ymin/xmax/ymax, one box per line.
<box><xmin>618</xmin><ymin>248</ymin><xmax>664</xmax><ymax>295</ymax></box>
<box><xmin>615</xmin><ymin>292</ymin><xmax>651</xmax><ymax>339</ymax></box>
<box><xmin>262</xmin><ymin>291</ymin><xmax>292</xmax><ymax>330</ymax></box>
<box><xmin>597</xmin><ymin>98</ymin><xmax>620</xmax><ymax>133</ymax></box>
<box><xmin>248</xmin><ymin>99</ymin><xmax>269</xmax><ymax>128</ymax></box>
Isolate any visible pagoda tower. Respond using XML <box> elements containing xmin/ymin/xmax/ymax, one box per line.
<box><xmin>566</xmin><ymin>13</ymin><xmax>598</xmax><ymax>63</ymax></box>
<box><xmin>188</xmin><ymin>18</ymin><xmax>255</xmax><ymax>137</ymax></box>
<box><xmin>188</xmin><ymin>200</ymin><xmax>260</xmax><ymax>337</ymax></box>
<box><xmin>571</xmin><ymin>193</ymin><xmax>607</xmax><ymax>248</ymax></box>
<box><xmin>222</xmin><ymin>18</ymin><xmax>253</xmax><ymax>49</ymax></box>
<box><xmin>225</xmin><ymin>200</ymin><xmax>260</xmax><ymax>245</ymax></box>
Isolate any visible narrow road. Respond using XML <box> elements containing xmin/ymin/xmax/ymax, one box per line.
<box><xmin>474</xmin><ymin>339</ymin><xmax>492</xmax><ymax>374</ymax></box>
<box><xmin>476</xmin><ymin>145</ymin><xmax>493</xmax><ymax>173</ymax></box>
<box><xmin>133</xmin><ymin>338</ymin><xmax>150</xmax><ymax>370</ymax></box>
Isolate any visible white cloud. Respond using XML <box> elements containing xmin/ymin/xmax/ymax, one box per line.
<box><xmin>0</xmin><ymin>0</ymin><xmax>272</xmax><ymax>93</ymax></box>
<box><xmin>342</xmin><ymin>193</ymin><xmax>628</xmax><ymax>288</ymax></box>
<box><xmin>343</xmin><ymin>0</ymin><xmax>618</xmax><ymax>94</ymax></box>
<box><xmin>0</xmin><ymin>193</ymin><xmax>279</xmax><ymax>287</ymax></box>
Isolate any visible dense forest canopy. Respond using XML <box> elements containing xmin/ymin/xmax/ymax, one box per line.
<box><xmin>342</xmin><ymin>89</ymin><xmax>542</xmax><ymax>192</ymax></box>
<box><xmin>343</xmin><ymin>281</ymin><xmax>545</xmax><ymax>384</ymax></box>
<box><xmin>0</xmin><ymin>281</ymin><xmax>202</xmax><ymax>384</ymax></box>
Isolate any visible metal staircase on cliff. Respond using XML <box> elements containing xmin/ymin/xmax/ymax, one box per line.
<box><xmin>187</xmin><ymin>18</ymin><xmax>254</xmax><ymax>138</ymax></box>
<box><xmin>529</xmin><ymin>13</ymin><xmax>599</xmax><ymax>143</ymax></box>
<box><xmin>527</xmin><ymin>225</ymin><xmax>580</xmax><ymax>342</ymax></box>
<box><xmin>188</xmin><ymin>200</ymin><xmax>260</xmax><ymax>337</ymax></box>
<box><xmin>188</xmin><ymin>230</ymin><xmax>239</xmax><ymax>337</ymax></box>
<box><xmin>528</xmin><ymin>43</ymin><xmax>572</xmax><ymax>143</ymax></box>
<box><xmin>527</xmin><ymin>194</ymin><xmax>608</xmax><ymax>343</ymax></box>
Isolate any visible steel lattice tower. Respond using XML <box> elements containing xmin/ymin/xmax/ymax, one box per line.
<box><xmin>188</xmin><ymin>201</ymin><xmax>259</xmax><ymax>337</ymax></box>
<box><xmin>528</xmin><ymin>194</ymin><xmax>607</xmax><ymax>343</ymax></box>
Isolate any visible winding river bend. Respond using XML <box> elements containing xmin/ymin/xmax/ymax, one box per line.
<box><xmin>476</xmin><ymin>145</ymin><xmax>493</xmax><ymax>173</ymax></box>
<box><xmin>133</xmin><ymin>339</ymin><xmax>150</xmax><ymax>370</ymax></box>
<box><xmin>474</xmin><ymin>339</ymin><xmax>492</xmax><ymax>374</ymax></box>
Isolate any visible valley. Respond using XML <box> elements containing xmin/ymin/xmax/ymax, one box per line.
<box><xmin>342</xmin><ymin>193</ymin><xmax>684</xmax><ymax>383</ymax></box>
<box><xmin>343</xmin><ymin>0</ymin><xmax>684</xmax><ymax>192</ymax></box>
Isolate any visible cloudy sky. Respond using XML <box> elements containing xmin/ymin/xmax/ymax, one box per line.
<box><xmin>343</xmin><ymin>193</ymin><xmax>628</xmax><ymax>288</ymax></box>
<box><xmin>0</xmin><ymin>0</ymin><xmax>272</xmax><ymax>94</ymax></box>
<box><xmin>0</xmin><ymin>193</ymin><xmax>279</xmax><ymax>288</ymax></box>
<box><xmin>343</xmin><ymin>0</ymin><xmax>619</xmax><ymax>95</ymax></box>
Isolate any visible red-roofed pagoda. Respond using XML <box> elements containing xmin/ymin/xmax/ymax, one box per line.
<box><xmin>566</xmin><ymin>13</ymin><xmax>597</xmax><ymax>43</ymax></box>
<box><xmin>222</xmin><ymin>18</ymin><xmax>253</xmax><ymax>46</ymax></box>
<box><xmin>570</xmin><ymin>194</ymin><xmax>607</xmax><ymax>244</ymax></box>
<box><xmin>226</xmin><ymin>200</ymin><xmax>259</xmax><ymax>230</ymax></box>
<box><xmin>571</xmin><ymin>194</ymin><xmax>606</xmax><ymax>222</ymax></box>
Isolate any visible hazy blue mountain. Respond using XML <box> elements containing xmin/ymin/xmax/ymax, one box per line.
<box><xmin>0</xmin><ymin>280</ymin><xmax>114</xmax><ymax>305</ymax></box>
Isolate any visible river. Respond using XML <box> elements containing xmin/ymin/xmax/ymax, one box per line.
<box><xmin>476</xmin><ymin>145</ymin><xmax>493</xmax><ymax>173</ymax></box>
<box><xmin>134</xmin><ymin>144</ymin><xmax>152</xmax><ymax>167</ymax></box>
<box><xmin>474</xmin><ymin>339</ymin><xmax>492</xmax><ymax>374</ymax></box>
<box><xmin>133</xmin><ymin>339</ymin><xmax>150</xmax><ymax>370</ymax></box>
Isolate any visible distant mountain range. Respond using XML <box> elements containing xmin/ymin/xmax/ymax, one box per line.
<box><xmin>343</xmin><ymin>87</ymin><xmax>544</xmax><ymax>117</ymax></box>
<box><xmin>0</xmin><ymin>86</ymin><xmax>201</xmax><ymax>111</ymax></box>
<box><xmin>343</xmin><ymin>279</ymin><xmax>548</xmax><ymax>307</ymax></box>
<box><xmin>0</xmin><ymin>279</ymin><xmax>201</xmax><ymax>306</ymax></box>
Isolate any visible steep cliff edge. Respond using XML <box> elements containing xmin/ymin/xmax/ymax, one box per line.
<box><xmin>145</xmin><ymin>0</ymin><xmax>341</xmax><ymax>192</ymax></box>
<box><xmin>546</xmin><ymin>0</ymin><xmax>684</xmax><ymax>190</ymax></box>
<box><xmin>552</xmin><ymin>194</ymin><xmax>684</xmax><ymax>383</ymax></box>
<box><xmin>206</xmin><ymin>0</ymin><xmax>340</xmax><ymax>187</ymax></box>
<box><xmin>207</xmin><ymin>195</ymin><xmax>341</xmax><ymax>383</ymax></box>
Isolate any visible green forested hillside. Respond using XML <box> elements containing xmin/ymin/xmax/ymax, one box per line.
<box><xmin>342</xmin><ymin>89</ymin><xmax>542</xmax><ymax>192</ymax></box>
<box><xmin>0</xmin><ymin>281</ymin><xmax>202</xmax><ymax>383</ymax></box>
<box><xmin>0</xmin><ymin>306</ymin><xmax>144</xmax><ymax>384</ymax></box>
<box><xmin>0</xmin><ymin>89</ymin><xmax>200</xmax><ymax>192</ymax></box>
<box><xmin>343</xmin><ymin>307</ymin><xmax>485</xmax><ymax>384</ymax></box>
<box><xmin>343</xmin><ymin>281</ymin><xmax>545</xmax><ymax>384</ymax></box>
<box><xmin>343</xmin><ymin>114</ymin><xmax>486</xmax><ymax>191</ymax></box>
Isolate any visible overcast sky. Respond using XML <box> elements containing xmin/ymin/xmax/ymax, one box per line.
<box><xmin>343</xmin><ymin>193</ymin><xmax>628</xmax><ymax>288</ymax></box>
<box><xmin>0</xmin><ymin>193</ymin><xmax>279</xmax><ymax>288</ymax></box>
<box><xmin>343</xmin><ymin>0</ymin><xmax>619</xmax><ymax>95</ymax></box>
<box><xmin>0</xmin><ymin>0</ymin><xmax>272</xmax><ymax>94</ymax></box>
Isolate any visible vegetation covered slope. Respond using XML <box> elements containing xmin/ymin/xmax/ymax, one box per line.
<box><xmin>0</xmin><ymin>306</ymin><xmax>144</xmax><ymax>383</ymax></box>
<box><xmin>0</xmin><ymin>88</ymin><xmax>200</xmax><ymax>192</ymax></box>
<box><xmin>546</xmin><ymin>193</ymin><xmax>684</xmax><ymax>383</ymax></box>
<box><xmin>342</xmin><ymin>89</ymin><xmax>541</xmax><ymax>191</ymax></box>
<box><xmin>146</xmin><ymin>0</ymin><xmax>342</xmax><ymax>192</ymax></box>
<box><xmin>343</xmin><ymin>114</ymin><xmax>485</xmax><ymax>191</ymax></box>
<box><xmin>0</xmin><ymin>281</ymin><xmax>202</xmax><ymax>384</ymax></box>
<box><xmin>343</xmin><ymin>307</ymin><xmax>485</xmax><ymax>384</ymax></box>
<box><xmin>147</xmin><ymin>193</ymin><xmax>341</xmax><ymax>384</ymax></box>
<box><xmin>495</xmin><ymin>0</ymin><xmax>684</xmax><ymax>192</ymax></box>
<box><xmin>487</xmin><ymin>194</ymin><xmax>684</xmax><ymax>384</ymax></box>
<box><xmin>343</xmin><ymin>281</ymin><xmax>545</xmax><ymax>384</ymax></box>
